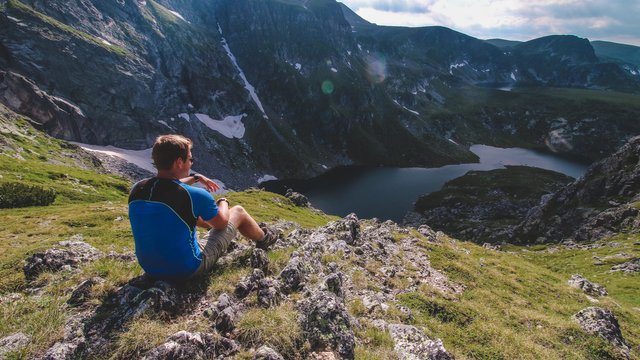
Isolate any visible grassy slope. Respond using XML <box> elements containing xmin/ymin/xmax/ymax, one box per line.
<box><xmin>0</xmin><ymin>108</ymin><xmax>638</xmax><ymax>359</ymax></box>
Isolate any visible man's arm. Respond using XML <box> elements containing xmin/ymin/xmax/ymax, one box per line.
<box><xmin>200</xmin><ymin>198</ymin><xmax>230</xmax><ymax>230</ymax></box>
<box><xmin>180</xmin><ymin>174</ymin><xmax>220</xmax><ymax>193</ymax></box>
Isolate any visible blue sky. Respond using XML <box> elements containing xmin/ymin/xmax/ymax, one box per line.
<box><xmin>340</xmin><ymin>0</ymin><xmax>640</xmax><ymax>46</ymax></box>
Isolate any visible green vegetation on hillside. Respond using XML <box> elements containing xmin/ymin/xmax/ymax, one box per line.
<box><xmin>0</xmin><ymin>107</ymin><xmax>638</xmax><ymax>359</ymax></box>
<box><xmin>4</xmin><ymin>0</ymin><xmax>131</xmax><ymax>57</ymax></box>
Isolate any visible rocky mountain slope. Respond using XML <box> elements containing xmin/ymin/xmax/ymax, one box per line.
<box><xmin>513</xmin><ymin>135</ymin><xmax>640</xmax><ymax>244</ymax></box>
<box><xmin>405</xmin><ymin>166</ymin><xmax>573</xmax><ymax>243</ymax></box>
<box><xmin>1</xmin><ymin>96</ymin><xmax>639</xmax><ymax>360</ymax></box>
<box><xmin>405</xmin><ymin>135</ymin><xmax>640</xmax><ymax>246</ymax></box>
<box><xmin>2</xmin><ymin>0</ymin><xmax>640</xmax><ymax>188</ymax></box>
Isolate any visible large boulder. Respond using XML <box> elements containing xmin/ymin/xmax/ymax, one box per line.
<box><xmin>388</xmin><ymin>324</ymin><xmax>454</xmax><ymax>360</ymax></box>
<box><xmin>23</xmin><ymin>240</ymin><xmax>102</xmax><ymax>280</ymax></box>
<box><xmin>298</xmin><ymin>290</ymin><xmax>355</xmax><ymax>359</ymax></box>
<box><xmin>285</xmin><ymin>189</ymin><xmax>310</xmax><ymax>207</ymax></box>
<box><xmin>573</xmin><ymin>307</ymin><xmax>630</xmax><ymax>355</ymax></box>
<box><xmin>142</xmin><ymin>331</ymin><xmax>239</xmax><ymax>360</ymax></box>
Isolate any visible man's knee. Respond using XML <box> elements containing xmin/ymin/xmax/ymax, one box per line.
<box><xmin>231</xmin><ymin>205</ymin><xmax>245</xmax><ymax>214</ymax></box>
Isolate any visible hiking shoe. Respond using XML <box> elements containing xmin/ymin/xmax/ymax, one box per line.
<box><xmin>257</xmin><ymin>223</ymin><xmax>280</xmax><ymax>250</ymax></box>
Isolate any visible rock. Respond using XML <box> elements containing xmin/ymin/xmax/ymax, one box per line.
<box><xmin>416</xmin><ymin>225</ymin><xmax>438</xmax><ymax>242</ymax></box>
<box><xmin>325</xmin><ymin>214</ymin><xmax>361</xmax><ymax>246</ymax></box>
<box><xmin>308</xmin><ymin>352</ymin><xmax>338</xmax><ymax>360</ymax></box>
<box><xmin>279</xmin><ymin>256</ymin><xmax>307</xmax><ymax>293</ymax></box>
<box><xmin>325</xmin><ymin>272</ymin><xmax>344</xmax><ymax>298</ymax></box>
<box><xmin>105</xmin><ymin>251</ymin><xmax>137</xmax><ymax>262</ymax></box>
<box><xmin>203</xmin><ymin>293</ymin><xmax>238</xmax><ymax>333</ymax></box>
<box><xmin>285</xmin><ymin>189</ymin><xmax>310</xmax><ymax>207</ymax></box>
<box><xmin>567</xmin><ymin>275</ymin><xmax>608</xmax><ymax>297</ymax></box>
<box><xmin>388</xmin><ymin>324</ymin><xmax>454</xmax><ymax>360</ymax></box>
<box><xmin>610</xmin><ymin>258</ymin><xmax>640</xmax><ymax>274</ymax></box>
<box><xmin>482</xmin><ymin>243</ymin><xmax>501</xmax><ymax>251</ymax></box>
<box><xmin>23</xmin><ymin>241</ymin><xmax>102</xmax><ymax>280</ymax></box>
<box><xmin>235</xmin><ymin>269</ymin><xmax>265</xmax><ymax>299</ymax></box>
<box><xmin>36</xmin><ymin>312</ymin><xmax>90</xmax><ymax>360</ymax></box>
<box><xmin>253</xmin><ymin>345</ymin><xmax>285</xmax><ymax>360</ymax></box>
<box><xmin>142</xmin><ymin>331</ymin><xmax>239</xmax><ymax>359</ymax></box>
<box><xmin>257</xmin><ymin>278</ymin><xmax>282</xmax><ymax>308</ymax></box>
<box><xmin>573</xmin><ymin>307</ymin><xmax>630</xmax><ymax>355</ymax></box>
<box><xmin>0</xmin><ymin>333</ymin><xmax>31</xmax><ymax>359</ymax></box>
<box><xmin>299</xmin><ymin>290</ymin><xmax>355</xmax><ymax>359</ymax></box>
<box><xmin>67</xmin><ymin>277</ymin><xmax>105</xmax><ymax>306</ymax></box>
<box><xmin>251</xmin><ymin>248</ymin><xmax>270</xmax><ymax>274</ymax></box>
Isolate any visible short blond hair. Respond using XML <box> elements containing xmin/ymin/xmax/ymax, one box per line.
<box><xmin>152</xmin><ymin>135</ymin><xmax>192</xmax><ymax>170</ymax></box>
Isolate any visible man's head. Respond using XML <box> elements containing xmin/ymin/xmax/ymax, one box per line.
<box><xmin>152</xmin><ymin>135</ymin><xmax>193</xmax><ymax>175</ymax></box>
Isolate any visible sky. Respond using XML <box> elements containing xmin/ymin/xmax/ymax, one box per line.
<box><xmin>340</xmin><ymin>0</ymin><xmax>640</xmax><ymax>46</ymax></box>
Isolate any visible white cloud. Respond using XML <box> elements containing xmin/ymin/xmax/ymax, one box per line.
<box><xmin>341</xmin><ymin>0</ymin><xmax>640</xmax><ymax>46</ymax></box>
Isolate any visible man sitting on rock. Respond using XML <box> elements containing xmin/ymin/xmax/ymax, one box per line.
<box><xmin>128</xmin><ymin>134</ymin><xmax>279</xmax><ymax>281</ymax></box>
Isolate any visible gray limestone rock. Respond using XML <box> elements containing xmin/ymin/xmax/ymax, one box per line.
<box><xmin>251</xmin><ymin>248</ymin><xmax>270</xmax><ymax>274</ymax></box>
<box><xmin>285</xmin><ymin>188</ymin><xmax>310</xmax><ymax>207</ymax></box>
<box><xmin>0</xmin><ymin>333</ymin><xmax>31</xmax><ymax>359</ymax></box>
<box><xmin>203</xmin><ymin>293</ymin><xmax>238</xmax><ymax>333</ymax></box>
<box><xmin>253</xmin><ymin>345</ymin><xmax>285</xmax><ymax>360</ymax></box>
<box><xmin>325</xmin><ymin>272</ymin><xmax>344</xmax><ymax>298</ymax></box>
<box><xmin>235</xmin><ymin>269</ymin><xmax>265</xmax><ymax>299</ymax></box>
<box><xmin>23</xmin><ymin>240</ymin><xmax>102</xmax><ymax>280</ymax></box>
<box><xmin>611</xmin><ymin>258</ymin><xmax>640</xmax><ymax>274</ymax></box>
<box><xmin>573</xmin><ymin>307</ymin><xmax>630</xmax><ymax>355</ymax></box>
<box><xmin>142</xmin><ymin>331</ymin><xmax>239</xmax><ymax>360</ymax></box>
<box><xmin>299</xmin><ymin>290</ymin><xmax>355</xmax><ymax>359</ymax></box>
<box><xmin>388</xmin><ymin>324</ymin><xmax>454</xmax><ymax>360</ymax></box>
<box><xmin>567</xmin><ymin>275</ymin><xmax>608</xmax><ymax>297</ymax></box>
<box><xmin>67</xmin><ymin>277</ymin><xmax>105</xmax><ymax>306</ymax></box>
<box><xmin>257</xmin><ymin>278</ymin><xmax>282</xmax><ymax>308</ymax></box>
<box><xmin>279</xmin><ymin>256</ymin><xmax>307</xmax><ymax>293</ymax></box>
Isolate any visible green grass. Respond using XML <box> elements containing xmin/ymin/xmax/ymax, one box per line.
<box><xmin>5</xmin><ymin>0</ymin><xmax>132</xmax><ymax>57</ymax></box>
<box><xmin>1</xmin><ymin>105</ymin><xmax>638</xmax><ymax>359</ymax></box>
<box><xmin>406</xmin><ymin>236</ymin><xmax>640</xmax><ymax>359</ymax></box>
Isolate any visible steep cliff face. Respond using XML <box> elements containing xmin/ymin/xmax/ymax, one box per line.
<box><xmin>513</xmin><ymin>136</ymin><xmax>640</xmax><ymax>243</ymax></box>
<box><xmin>1</xmin><ymin>0</ymin><xmax>640</xmax><ymax>188</ymax></box>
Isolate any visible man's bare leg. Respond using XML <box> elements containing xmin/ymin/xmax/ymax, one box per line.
<box><xmin>228</xmin><ymin>205</ymin><xmax>265</xmax><ymax>242</ymax></box>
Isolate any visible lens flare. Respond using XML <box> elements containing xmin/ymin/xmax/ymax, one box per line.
<box><xmin>321</xmin><ymin>80</ymin><xmax>334</xmax><ymax>95</ymax></box>
<box><xmin>366</xmin><ymin>53</ymin><xmax>387</xmax><ymax>84</ymax></box>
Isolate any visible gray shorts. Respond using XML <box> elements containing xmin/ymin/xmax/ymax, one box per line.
<box><xmin>191</xmin><ymin>223</ymin><xmax>238</xmax><ymax>278</ymax></box>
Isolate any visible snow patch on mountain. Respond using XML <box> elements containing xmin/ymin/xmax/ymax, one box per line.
<box><xmin>74</xmin><ymin>143</ymin><xmax>155</xmax><ymax>173</ymax></box>
<box><xmin>167</xmin><ymin>10</ymin><xmax>188</xmax><ymax>23</ymax></box>
<box><xmin>192</xmin><ymin>113</ymin><xmax>247</xmax><ymax>139</ymax></box>
<box><xmin>449</xmin><ymin>61</ymin><xmax>468</xmax><ymax>75</ymax></box>
<box><xmin>257</xmin><ymin>175</ymin><xmax>278</xmax><ymax>183</ymax></box>
<box><xmin>393</xmin><ymin>100</ymin><xmax>420</xmax><ymax>116</ymax></box>
<box><xmin>218</xmin><ymin>24</ymin><xmax>269</xmax><ymax>119</ymax></box>
<box><xmin>510</xmin><ymin>72</ymin><xmax>517</xmax><ymax>81</ymax></box>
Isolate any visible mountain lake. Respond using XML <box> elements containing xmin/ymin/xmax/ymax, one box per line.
<box><xmin>263</xmin><ymin>145</ymin><xmax>589</xmax><ymax>222</ymax></box>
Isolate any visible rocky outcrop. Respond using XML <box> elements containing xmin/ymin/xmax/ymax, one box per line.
<box><xmin>142</xmin><ymin>331</ymin><xmax>239</xmax><ymax>360</ymax></box>
<box><xmin>514</xmin><ymin>136</ymin><xmax>640</xmax><ymax>243</ymax></box>
<box><xmin>67</xmin><ymin>277</ymin><xmax>105</xmax><ymax>307</ymax></box>
<box><xmin>285</xmin><ymin>188</ymin><xmax>310</xmax><ymax>207</ymax></box>
<box><xmin>406</xmin><ymin>166</ymin><xmax>573</xmax><ymax>244</ymax></box>
<box><xmin>567</xmin><ymin>275</ymin><xmax>608</xmax><ymax>297</ymax></box>
<box><xmin>388</xmin><ymin>324</ymin><xmax>454</xmax><ymax>360</ymax></box>
<box><xmin>611</xmin><ymin>258</ymin><xmax>640</xmax><ymax>274</ymax></box>
<box><xmin>253</xmin><ymin>345</ymin><xmax>285</xmax><ymax>360</ymax></box>
<box><xmin>0</xmin><ymin>333</ymin><xmax>31</xmax><ymax>359</ymax></box>
<box><xmin>23</xmin><ymin>239</ymin><xmax>102</xmax><ymax>280</ymax></box>
<box><xmin>573</xmin><ymin>307</ymin><xmax>630</xmax><ymax>356</ymax></box>
<box><xmin>298</xmin><ymin>290</ymin><xmax>356</xmax><ymax>359</ymax></box>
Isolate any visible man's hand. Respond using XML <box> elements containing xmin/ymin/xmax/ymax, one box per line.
<box><xmin>197</xmin><ymin>174</ymin><xmax>220</xmax><ymax>193</ymax></box>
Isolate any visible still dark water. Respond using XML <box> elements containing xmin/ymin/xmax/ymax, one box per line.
<box><xmin>263</xmin><ymin>145</ymin><xmax>589</xmax><ymax>222</ymax></box>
